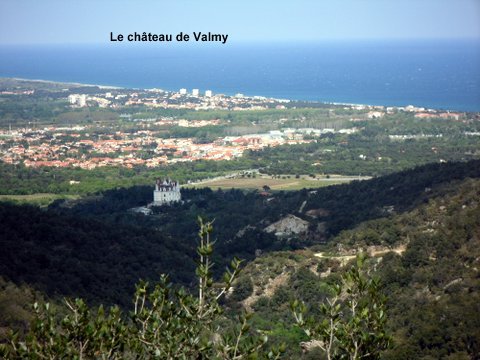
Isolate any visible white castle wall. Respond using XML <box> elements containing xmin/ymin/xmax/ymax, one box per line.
<box><xmin>153</xmin><ymin>179</ymin><xmax>181</xmax><ymax>205</ymax></box>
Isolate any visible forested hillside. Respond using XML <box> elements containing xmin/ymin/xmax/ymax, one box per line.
<box><xmin>225</xmin><ymin>178</ymin><xmax>480</xmax><ymax>359</ymax></box>
<box><xmin>0</xmin><ymin>160</ymin><xmax>479</xmax><ymax>310</ymax></box>
<box><xmin>52</xmin><ymin>159</ymin><xmax>480</xmax><ymax>243</ymax></box>
<box><xmin>0</xmin><ymin>203</ymin><xmax>195</xmax><ymax>307</ymax></box>
<box><xmin>0</xmin><ymin>161</ymin><xmax>479</xmax><ymax>358</ymax></box>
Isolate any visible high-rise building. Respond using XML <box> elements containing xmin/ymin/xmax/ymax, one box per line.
<box><xmin>67</xmin><ymin>94</ymin><xmax>77</xmax><ymax>104</ymax></box>
<box><xmin>205</xmin><ymin>90</ymin><xmax>213</xmax><ymax>97</ymax></box>
<box><xmin>67</xmin><ymin>94</ymin><xmax>87</xmax><ymax>107</ymax></box>
<box><xmin>192</xmin><ymin>89</ymin><xmax>200</xmax><ymax>97</ymax></box>
<box><xmin>179</xmin><ymin>88</ymin><xmax>187</xmax><ymax>95</ymax></box>
<box><xmin>77</xmin><ymin>94</ymin><xmax>87</xmax><ymax>107</ymax></box>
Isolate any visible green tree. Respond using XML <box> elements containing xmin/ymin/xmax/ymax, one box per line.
<box><xmin>291</xmin><ymin>254</ymin><xmax>390</xmax><ymax>360</ymax></box>
<box><xmin>0</xmin><ymin>218</ymin><xmax>282</xmax><ymax>359</ymax></box>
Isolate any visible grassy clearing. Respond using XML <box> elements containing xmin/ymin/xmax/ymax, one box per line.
<box><xmin>0</xmin><ymin>193</ymin><xmax>79</xmax><ymax>207</ymax></box>
<box><xmin>186</xmin><ymin>175</ymin><xmax>357</xmax><ymax>191</ymax></box>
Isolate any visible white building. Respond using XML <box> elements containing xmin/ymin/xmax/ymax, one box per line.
<box><xmin>68</xmin><ymin>94</ymin><xmax>87</xmax><ymax>107</ymax></box>
<box><xmin>78</xmin><ymin>95</ymin><xmax>87</xmax><ymax>107</ymax></box>
<box><xmin>367</xmin><ymin>111</ymin><xmax>384</xmax><ymax>119</ymax></box>
<box><xmin>153</xmin><ymin>179</ymin><xmax>181</xmax><ymax>205</ymax></box>
<box><xmin>192</xmin><ymin>88</ymin><xmax>200</xmax><ymax>97</ymax></box>
<box><xmin>179</xmin><ymin>88</ymin><xmax>187</xmax><ymax>95</ymax></box>
<box><xmin>205</xmin><ymin>90</ymin><xmax>213</xmax><ymax>97</ymax></box>
<box><xmin>67</xmin><ymin>94</ymin><xmax>77</xmax><ymax>104</ymax></box>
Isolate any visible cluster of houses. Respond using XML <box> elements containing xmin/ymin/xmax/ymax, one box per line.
<box><xmin>0</xmin><ymin>121</ymin><xmax>357</xmax><ymax>169</ymax></box>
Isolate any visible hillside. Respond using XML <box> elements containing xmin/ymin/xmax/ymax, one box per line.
<box><xmin>1</xmin><ymin>160</ymin><xmax>480</xmax><ymax>310</ymax></box>
<box><xmin>225</xmin><ymin>178</ymin><xmax>480</xmax><ymax>359</ymax></box>
<box><xmin>52</xmin><ymin>159</ymin><xmax>480</xmax><ymax>240</ymax></box>
<box><xmin>0</xmin><ymin>203</ymin><xmax>196</xmax><ymax>307</ymax></box>
<box><xmin>49</xmin><ymin>159</ymin><xmax>480</xmax><ymax>260</ymax></box>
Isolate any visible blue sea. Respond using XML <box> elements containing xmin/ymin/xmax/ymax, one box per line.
<box><xmin>0</xmin><ymin>40</ymin><xmax>479</xmax><ymax>111</ymax></box>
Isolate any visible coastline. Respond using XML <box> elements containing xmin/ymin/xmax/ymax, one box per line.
<box><xmin>0</xmin><ymin>76</ymin><xmax>474</xmax><ymax>113</ymax></box>
<box><xmin>1</xmin><ymin>41</ymin><xmax>478</xmax><ymax>112</ymax></box>
<box><xmin>7</xmin><ymin>77</ymin><xmax>124</xmax><ymax>90</ymax></box>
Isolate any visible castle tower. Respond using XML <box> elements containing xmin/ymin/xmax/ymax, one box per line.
<box><xmin>153</xmin><ymin>178</ymin><xmax>181</xmax><ymax>205</ymax></box>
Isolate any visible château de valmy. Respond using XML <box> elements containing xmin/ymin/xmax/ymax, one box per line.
<box><xmin>153</xmin><ymin>179</ymin><xmax>181</xmax><ymax>205</ymax></box>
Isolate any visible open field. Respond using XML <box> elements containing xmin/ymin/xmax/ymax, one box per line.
<box><xmin>186</xmin><ymin>175</ymin><xmax>369</xmax><ymax>191</ymax></box>
<box><xmin>0</xmin><ymin>193</ymin><xmax>79</xmax><ymax>206</ymax></box>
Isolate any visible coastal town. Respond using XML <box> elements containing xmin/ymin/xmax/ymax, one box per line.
<box><xmin>65</xmin><ymin>86</ymin><xmax>291</xmax><ymax>111</ymax></box>
<box><xmin>0</xmin><ymin>120</ymin><xmax>358</xmax><ymax>169</ymax></box>
<box><xmin>0</xmin><ymin>81</ymin><xmax>470</xmax><ymax>170</ymax></box>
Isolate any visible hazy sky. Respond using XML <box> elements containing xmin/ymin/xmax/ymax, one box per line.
<box><xmin>0</xmin><ymin>0</ymin><xmax>479</xmax><ymax>44</ymax></box>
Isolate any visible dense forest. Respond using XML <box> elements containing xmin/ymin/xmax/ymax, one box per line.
<box><xmin>223</xmin><ymin>178</ymin><xmax>480</xmax><ymax>358</ymax></box>
<box><xmin>51</xmin><ymin>159</ymin><xmax>480</xmax><ymax>240</ymax></box>
<box><xmin>0</xmin><ymin>202</ymin><xmax>196</xmax><ymax>307</ymax></box>
<box><xmin>1</xmin><ymin>162</ymin><xmax>479</xmax><ymax>358</ymax></box>
<box><xmin>1</xmin><ymin>160</ymin><xmax>479</xmax><ymax>308</ymax></box>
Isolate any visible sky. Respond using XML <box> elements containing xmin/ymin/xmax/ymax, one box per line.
<box><xmin>0</xmin><ymin>0</ymin><xmax>479</xmax><ymax>44</ymax></box>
